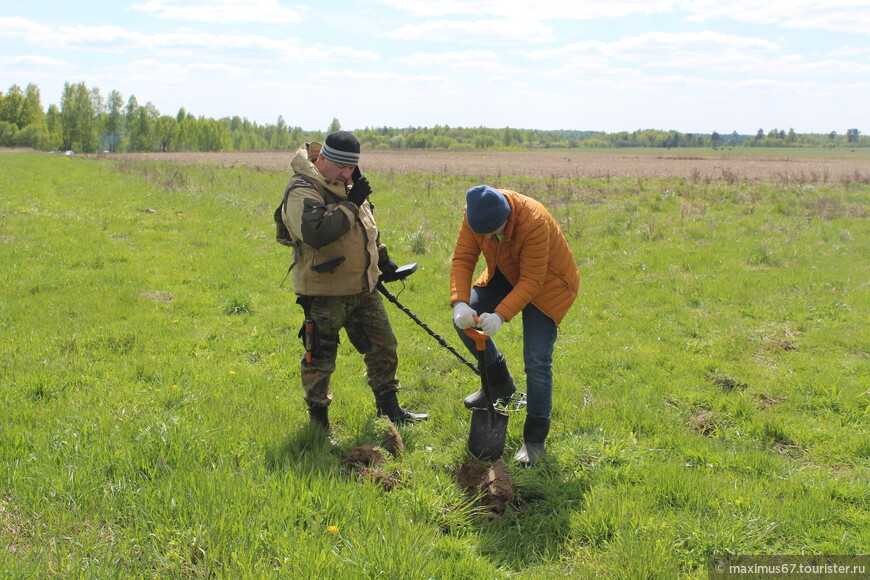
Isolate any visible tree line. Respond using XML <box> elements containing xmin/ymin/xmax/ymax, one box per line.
<box><xmin>1</xmin><ymin>81</ymin><xmax>866</xmax><ymax>154</ymax></box>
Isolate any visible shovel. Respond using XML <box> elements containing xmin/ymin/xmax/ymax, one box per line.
<box><xmin>464</xmin><ymin>327</ymin><xmax>509</xmax><ymax>461</ymax></box>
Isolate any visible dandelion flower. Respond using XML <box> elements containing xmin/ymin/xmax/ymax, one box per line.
<box><xmin>327</xmin><ymin>526</ymin><xmax>339</xmax><ymax>534</ymax></box>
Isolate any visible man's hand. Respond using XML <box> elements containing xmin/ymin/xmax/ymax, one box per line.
<box><xmin>347</xmin><ymin>175</ymin><xmax>372</xmax><ymax>206</ymax></box>
<box><xmin>453</xmin><ymin>302</ymin><xmax>477</xmax><ymax>329</ymax></box>
<box><xmin>378</xmin><ymin>256</ymin><xmax>400</xmax><ymax>282</ymax></box>
<box><xmin>477</xmin><ymin>312</ymin><xmax>503</xmax><ymax>336</ymax></box>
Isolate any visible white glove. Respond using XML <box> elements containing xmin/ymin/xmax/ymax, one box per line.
<box><xmin>452</xmin><ymin>302</ymin><xmax>477</xmax><ymax>329</ymax></box>
<box><xmin>477</xmin><ymin>312</ymin><xmax>503</xmax><ymax>336</ymax></box>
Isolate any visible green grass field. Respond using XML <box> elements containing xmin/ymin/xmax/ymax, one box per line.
<box><xmin>1</xmin><ymin>152</ymin><xmax>867</xmax><ymax>578</ymax></box>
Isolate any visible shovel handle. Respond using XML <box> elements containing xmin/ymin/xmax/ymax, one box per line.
<box><xmin>463</xmin><ymin>324</ymin><xmax>489</xmax><ymax>352</ymax></box>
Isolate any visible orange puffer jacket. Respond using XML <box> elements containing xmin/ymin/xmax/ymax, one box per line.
<box><xmin>450</xmin><ymin>189</ymin><xmax>579</xmax><ymax>324</ymax></box>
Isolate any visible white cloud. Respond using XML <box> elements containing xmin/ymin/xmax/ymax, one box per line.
<box><xmin>0</xmin><ymin>17</ymin><xmax>52</xmax><ymax>37</ymax></box>
<box><xmin>319</xmin><ymin>47</ymin><xmax>381</xmax><ymax>61</ymax></box>
<box><xmin>377</xmin><ymin>0</ymin><xmax>680</xmax><ymax>20</ymax></box>
<box><xmin>131</xmin><ymin>0</ymin><xmax>301</xmax><ymax>24</ymax></box>
<box><xmin>0</xmin><ymin>54</ymin><xmax>71</xmax><ymax>68</ymax></box>
<box><xmin>828</xmin><ymin>45</ymin><xmax>870</xmax><ymax>57</ymax></box>
<box><xmin>189</xmin><ymin>62</ymin><xmax>253</xmax><ymax>78</ymax></box>
<box><xmin>616</xmin><ymin>32</ymin><xmax>784</xmax><ymax>72</ymax></box>
<box><xmin>518</xmin><ymin>30</ymin><xmax>869</xmax><ymax>78</ymax></box>
<box><xmin>393</xmin><ymin>50</ymin><xmax>518</xmax><ymax>73</ymax></box>
<box><xmin>758</xmin><ymin>56</ymin><xmax>870</xmax><ymax>76</ymax></box>
<box><xmin>49</xmin><ymin>25</ymin><xmax>145</xmax><ymax>51</ymax></box>
<box><xmin>1</xmin><ymin>20</ymin><xmax>147</xmax><ymax>53</ymax></box>
<box><xmin>311</xmin><ymin>70</ymin><xmax>402</xmax><ymax>81</ymax></box>
<box><xmin>521</xmin><ymin>31</ymin><xmax>779</xmax><ymax>61</ymax></box>
<box><xmin>378</xmin><ymin>0</ymin><xmax>870</xmax><ymax>35</ymax></box>
<box><xmin>567</xmin><ymin>72</ymin><xmax>870</xmax><ymax>97</ymax></box>
<box><xmin>618</xmin><ymin>31</ymin><xmax>779</xmax><ymax>54</ymax></box>
<box><xmin>679</xmin><ymin>0</ymin><xmax>870</xmax><ymax>35</ymax></box>
<box><xmin>395</xmin><ymin>50</ymin><xmax>499</xmax><ymax>66</ymax></box>
<box><xmin>311</xmin><ymin>70</ymin><xmax>449</xmax><ymax>84</ymax></box>
<box><xmin>109</xmin><ymin>59</ymin><xmax>253</xmax><ymax>79</ymax></box>
<box><xmin>389</xmin><ymin>19</ymin><xmax>555</xmax><ymax>43</ymax></box>
<box><xmin>2</xmin><ymin>18</ymin><xmax>378</xmax><ymax>63</ymax></box>
<box><xmin>105</xmin><ymin>58</ymin><xmax>190</xmax><ymax>80</ymax></box>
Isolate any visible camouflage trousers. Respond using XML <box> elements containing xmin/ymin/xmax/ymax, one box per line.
<box><xmin>299</xmin><ymin>289</ymin><xmax>401</xmax><ymax>407</ymax></box>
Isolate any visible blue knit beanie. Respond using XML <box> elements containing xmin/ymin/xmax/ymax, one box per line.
<box><xmin>465</xmin><ymin>185</ymin><xmax>510</xmax><ymax>234</ymax></box>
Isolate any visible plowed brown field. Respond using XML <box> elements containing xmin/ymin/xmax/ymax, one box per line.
<box><xmin>101</xmin><ymin>149</ymin><xmax>870</xmax><ymax>183</ymax></box>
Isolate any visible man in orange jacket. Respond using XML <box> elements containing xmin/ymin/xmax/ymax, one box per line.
<box><xmin>450</xmin><ymin>185</ymin><xmax>579</xmax><ymax>465</ymax></box>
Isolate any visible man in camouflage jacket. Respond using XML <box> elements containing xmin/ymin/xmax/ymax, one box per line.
<box><xmin>279</xmin><ymin>131</ymin><xmax>427</xmax><ymax>437</ymax></box>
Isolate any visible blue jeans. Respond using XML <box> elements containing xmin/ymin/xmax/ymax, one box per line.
<box><xmin>454</xmin><ymin>270</ymin><xmax>558</xmax><ymax>419</ymax></box>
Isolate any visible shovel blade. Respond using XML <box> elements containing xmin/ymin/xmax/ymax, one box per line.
<box><xmin>468</xmin><ymin>408</ymin><xmax>509</xmax><ymax>461</ymax></box>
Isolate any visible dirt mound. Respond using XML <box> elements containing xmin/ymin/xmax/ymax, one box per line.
<box><xmin>338</xmin><ymin>417</ymin><xmax>406</xmax><ymax>491</ymax></box>
<box><xmin>707</xmin><ymin>373</ymin><xmax>747</xmax><ymax>392</ymax></box>
<box><xmin>341</xmin><ymin>444</ymin><xmax>402</xmax><ymax>491</ymax></box>
<box><xmin>342</xmin><ymin>443</ymin><xmax>385</xmax><ymax>469</ymax></box>
<box><xmin>455</xmin><ymin>459</ymin><xmax>516</xmax><ymax>516</ymax></box>
<box><xmin>377</xmin><ymin>418</ymin><xmax>404</xmax><ymax>457</ymax></box>
<box><xmin>356</xmin><ymin>466</ymin><xmax>401</xmax><ymax>491</ymax></box>
<box><xmin>756</xmin><ymin>393</ymin><xmax>790</xmax><ymax>409</ymax></box>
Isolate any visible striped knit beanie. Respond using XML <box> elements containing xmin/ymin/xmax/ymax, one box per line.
<box><xmin>320</xmin><ymin>131</ymin><xmax>360</xmax><ymax>165</ymax></box>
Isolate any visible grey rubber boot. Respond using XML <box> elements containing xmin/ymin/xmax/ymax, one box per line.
<box><xmin>463</xmin><ymin>354</ymin><xmax>516</xmax><ymax>409</ymax></box>
<box><xmin>375</xmin><ymin>392</ymin><xmax>429</xmax><ymax>424</ymax></box>
<box><xmin>514</xmin><ymin>416</ymin><xmax>550</xmax><ymax>467</ymax></box>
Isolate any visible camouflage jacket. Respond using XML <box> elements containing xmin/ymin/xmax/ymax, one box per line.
<box><xmin>280</xmin><ymin>142</ymin><xmax>383</xmax><ymax>296</ymax></box>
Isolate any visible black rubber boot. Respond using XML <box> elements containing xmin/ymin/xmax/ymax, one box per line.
<box><xmin>308</xmin><ymin>405</ymin><xmax>337</xmax><ymax>445</ymax></box>
<box><xmin>463</xmin><ymin>354</ymin><xmax>516</xmax><ymax>409</ymax></box>
<box><xmin>513</xmin><ymin>416</ymin><xmax>550</xmax><ymax>467</ymax></box>
<box><xmin>308</xmin><ymin>405</ymin><xmax>329</xmax><ymax>430</ymax></box>
<box><xmin>375</xmin><ymin>392</ymin><xmax>428</xmax><ymax>424</ymax></box>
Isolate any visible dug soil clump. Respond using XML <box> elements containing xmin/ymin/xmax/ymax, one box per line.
<box><xmin>455</xmin><ymin>458</ymin><xmax>517</xmax><ymax>516</ymax></box>
<box><xmin>376</xmin><ymin>417</ymin><xmax>404</xmax><ymax>457</ymax></box>
<box><xmin>340</xmin><ymin>443</ymin><xmax>402</xmax><ymax>491</ymax></box>
<box><xmin>342</xmin><ymin>443</ymin><xmax>386</xmax><ymax>470</ymax></box>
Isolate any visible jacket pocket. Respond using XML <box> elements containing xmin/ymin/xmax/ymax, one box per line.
<box><xmin>312</xmin><ymin>256</ymin><xmax>346</xmax><ymax>273</ymax></box>
<box><xmin>548</xmin><ymin>267</ymin><xmax>572</xmax><ymax>290</ymax></box>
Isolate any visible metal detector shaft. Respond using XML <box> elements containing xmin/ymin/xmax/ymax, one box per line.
<box><xmin>376</xmin><ymin>281</ymin><xmax>480</xmax><ymax>376</ymax></box>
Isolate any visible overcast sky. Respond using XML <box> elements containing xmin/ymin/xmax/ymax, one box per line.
<box><xmin>1</xmin><ymin>0</ymin><xmax>869</xmax><ymax>134</ymax></box>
